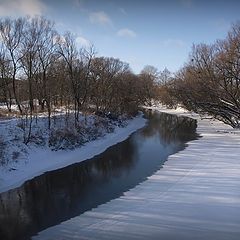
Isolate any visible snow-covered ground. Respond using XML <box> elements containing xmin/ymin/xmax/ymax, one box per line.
<box><xmin>0</xmin><ymin>113</ymin><xmax>147</xmax><ymax>193</ymax></box>
<box><xmin>34</xmin><ymin>106</ymin><xmax>240</xmax><ymax>240</ymax></box>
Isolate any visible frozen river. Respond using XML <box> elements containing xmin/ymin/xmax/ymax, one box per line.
<box><xmin>0</xmin><ymin>111</ymin><xmax>198</xmax><ymax>239</ymax></box>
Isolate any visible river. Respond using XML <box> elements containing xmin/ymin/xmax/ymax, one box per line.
<box><xmin>0</xmin><ymin>110</ymin><xmax>198</xmax><ymax>240</ymax></box>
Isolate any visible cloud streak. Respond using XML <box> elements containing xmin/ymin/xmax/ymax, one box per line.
<box><xmin>117</xmin><ymin>28</ymin><xmax>137</xmax><ymax>38</ymax></box>
<box><xmin>0</xmin><ymin>0</ymin><xmax>46</xmax><ymax>17</ymax></box>
<box><xmin>76</xmin><ymin>36</ymin><xmax>91</xmax><ymax>47</ymax></box>
<box><xmin>89</xmin><ymin>11</ymin><xmax>112</xmax><ymax>26</ymax></box>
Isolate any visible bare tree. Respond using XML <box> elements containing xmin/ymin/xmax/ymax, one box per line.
<box><xmin>0</xmin><ymin>17</ymin><xmax>26</xmax><ymax>113</ymax></box>
<box><xmin>90</xmin><ymin>57</ymin><xmax>130</xmax><ymax>113</ymax></box>
<box><xmin>77</xmin><ymin>45</ymin><xmax>96</xmax><ymax>109</ymax></box>
<box><xmin>20</xmin><ymin>17</ymin><xmax>42</xmax><ymax>143</ymax></box>
<box><xmin>36</xmin><ymin>17</ymin><xmax>58</xmax><ymax>128</ymax></box>
<box><xmin>0</xmin><ymin>43</ymin><xmax>12</xmax><ymax>111</ymax></box>
<box><xmin>168</xmin><ymin>23</ymin><xmax>240</xmax><ymax>128</ymax></box>
<box><xmin>56</xmin><ymin>32</ymin><xmax>80</xmax><ymax>123</ymax></box>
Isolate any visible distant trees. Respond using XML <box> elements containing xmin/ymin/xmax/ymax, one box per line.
<box><xmin>160</xmin><ymin>23</ymin><xmax>240</xmax><ymax>128</ymax></box>
<box><xmin>153</xmin><ymin>67</ymin><xmax>176</xmax><ymax>107</ymax></box>
<box><xmin>139</xmin><ymin>65</ymin><xmax>159</xmax><ymax>104</ymax></box>
<box><xmin>0</xmin><ymin>16</ymin><xmax>157</xmax><ymax>143</ymax></box>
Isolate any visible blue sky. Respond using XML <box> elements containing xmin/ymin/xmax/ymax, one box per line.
<box><xmin>0</xmin><ymin>0</ymin><xmax>240</xmax><ymax>73</ymax></box>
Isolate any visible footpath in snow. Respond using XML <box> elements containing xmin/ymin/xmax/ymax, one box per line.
<box><xmin>34</xmin><ymin>107</ymin><xmax>240</xmax><ymax>240</ymax></box>
<box><xmin>0</xmin><ymin>114</ymin><xmax>147</xmax><ymax>193</ymax></box>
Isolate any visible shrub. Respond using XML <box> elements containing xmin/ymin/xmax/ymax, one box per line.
<box><xmin>49</xmin><ymin>128</ymin><xmax>85</xmax><ymax>150</ymax></box>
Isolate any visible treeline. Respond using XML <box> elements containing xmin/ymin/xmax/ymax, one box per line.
<box><xmin>159</xmin><ymin>23</ymin><xmax>240</xmax><ymax>128</ymax></box>
<box><xmin>0</xmin><ymin>16</ymin><xmax>157</xmax><ymax>131</ymax></box>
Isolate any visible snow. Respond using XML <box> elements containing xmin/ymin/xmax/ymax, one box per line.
<box><xmin>33</xmin><ymin>106</ymin><xmax>240</xmax><ymax>240</ymax></box>
<box><xmin>0</xmin><ymin>113</ymin><xmax>147</xmax><ymax>193</ymax></box>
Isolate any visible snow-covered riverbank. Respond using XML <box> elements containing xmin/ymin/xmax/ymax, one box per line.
<box><xmin>34</xmin><ymin>106</ymin><xmax>240</xmax><ymax>240</ymax></box>
<box><xmin>0</xmin><ymin>113</ymin><xmax>147</xmax><ymax>193</ymax></box>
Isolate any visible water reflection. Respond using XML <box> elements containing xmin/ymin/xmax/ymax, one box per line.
<box><xmin>0</xmin><ymin>111</ymin><xmax>198</xmax><ymax>240</ymax></box>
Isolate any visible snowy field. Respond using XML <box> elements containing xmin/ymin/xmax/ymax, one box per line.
<box><xmin>0</xmin><ymin>113</ymin><xmax>147</xmax><ymax>193</ymax></box>
<box><xmin>34</xmin><ymin>106</ymin><xmax>240</xmax><ymax>240</ymax></box>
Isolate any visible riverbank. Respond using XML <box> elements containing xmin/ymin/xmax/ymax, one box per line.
<box><xmin>0</xmin><ymin>113</ymin><xmax>147</xmax><ymax>193</ymax></box>
<box><xmin>34</xmin><ymin>106</ymin><xmax>240</xmax><ymax>240</ymax></box>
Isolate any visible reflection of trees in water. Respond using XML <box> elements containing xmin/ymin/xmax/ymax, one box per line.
<box><xmin>0</xmin><ymin>138</ymin><xmax>137</xmax><ymax>240</ymax></box>
<box><xmin>142</xmin><ymin>110</ymin><xmax>198</xmax><ymax>143</ymax></box>
<box><xmin>0</xmin><ymin>189</ymin><xmax>30</xmax><ymax>240</ymax></box>
<box><xmin>92</xmin><ymin>139</ymin><xmax>137</xmax><ymax>179</ymax></box>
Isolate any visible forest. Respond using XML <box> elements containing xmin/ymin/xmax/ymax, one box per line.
<box><xmin>0</xmin><ymin>16</ymin><xmax>158</xmax><ymax>145</ymax></box>
<box><xmin>0</xmin><ymin>16</ymin><xmax>239</xmax><ymax>152</ymax></box>
<box><xmin>158</xmin><ymin>23</ymin><xmax>240</xmax><ymax>128</ymax></box>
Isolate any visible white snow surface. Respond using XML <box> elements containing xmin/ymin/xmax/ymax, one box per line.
<box><xmin>0</xmin><ymin>113</ymin><xmax>147</xmax><ymax>193</ymax></box>
<box><xmin>34</xmin><ymin>106</ymin><xmax>240</xmax><ymax>240</ymax></box>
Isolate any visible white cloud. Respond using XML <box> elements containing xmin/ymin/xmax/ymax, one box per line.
<box><xmin>76</xmin><ymin>36</ymin><xmax>90</xmax><ymax>47</ymax></box>
<box><xmin>0</xmin><ymin>0</ymin><xmax>46</xmax><ymax>17</ymax></box>
<box><xmin>89</xmin><ymin>11</ymin><xmax>112</xmax><ymax>26</ymax></box>
<box><xmin>162</xmin><ymin>39</ymin><xmax>185</xmax><ymax>48</ymax></box>
<box><xmin>117</xmin><ymin>28</ymin><xmax>137</xmax><ymax>38</ymax></box>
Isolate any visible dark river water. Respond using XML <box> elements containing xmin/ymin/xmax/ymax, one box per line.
<box><xmin>0</xmin><ymin>111</ymin><xmax>198</xmax><ymax>240</ymax></box>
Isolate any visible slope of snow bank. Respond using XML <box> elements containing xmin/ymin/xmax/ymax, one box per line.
<box><xmin>34</xmin><ymin>106</ymin><xmax>240</xmax><ymax>240</ymax></box>
<box><xmin>0</xmin><ymin>113</ymin><xmax>147</xmax><ymax>193</ymax></box>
